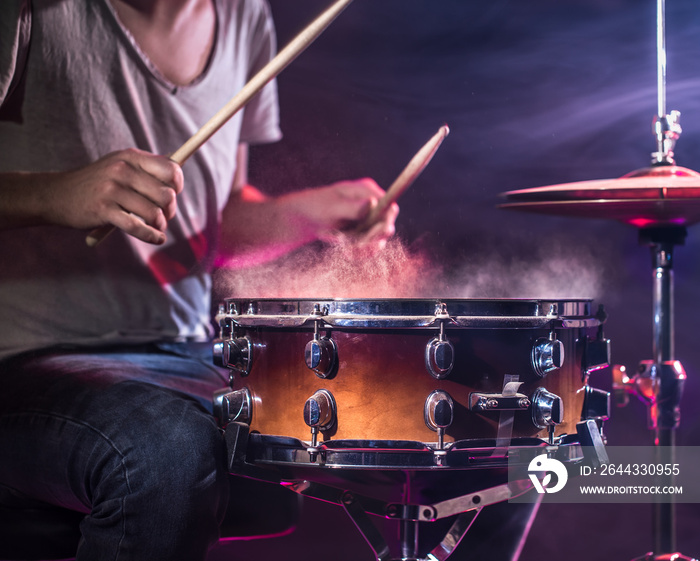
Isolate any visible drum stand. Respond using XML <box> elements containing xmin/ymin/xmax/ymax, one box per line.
<box><xmin>222</xmin><ymin>421</ymin><xmax>551</xmax><ymax>561</ymax></box>
<box><xmin>307</xmin><ymin>479</ymin><xmax>513</xmax><ymax>561</ymax></box>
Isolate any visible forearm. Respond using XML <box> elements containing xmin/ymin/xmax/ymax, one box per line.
<box><xmin>0</xmin><ymin>150</ymin><xmax>183</xmax><ymax>243</ymax></box>
<box><xmin>0</xmin><ymin>171</ymin><xmax>62</xmax><ymax>229</ymax></box>
<box><xmin>218</xmin><ymin>186</ymin><xmax>316</xmax><ymax>268</ymax></box>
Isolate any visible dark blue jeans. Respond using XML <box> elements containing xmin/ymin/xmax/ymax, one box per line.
<box><xmin>0</xmin><ymin>343</ymin><xmax>230</xmax><ymax>560</ymax></box>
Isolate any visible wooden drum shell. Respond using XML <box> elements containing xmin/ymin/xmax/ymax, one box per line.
<box><xmin>216</xmin><ymin>299</ymin><xmax>602</xmax><ymax>446</ymax></box>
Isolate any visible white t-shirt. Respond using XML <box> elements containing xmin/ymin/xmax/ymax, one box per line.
<box><xmin>0</xmin><ymin>0</ymin><xmax>282</xmax><ymax>359</ymax></box>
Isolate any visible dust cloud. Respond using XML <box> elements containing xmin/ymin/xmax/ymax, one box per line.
<box><xmin>213</xmin><ymin>237</ymin><xmax>605</xmax><ymax>301</ymax></box>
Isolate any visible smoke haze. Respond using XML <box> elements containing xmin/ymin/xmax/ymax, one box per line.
<box><xmin>214</xmin><ymin>236</ymin><xmax>605</xmax><ymax>300</ymax></box>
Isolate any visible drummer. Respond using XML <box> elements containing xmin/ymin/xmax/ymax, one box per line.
<box><xmin>0</xmin><ymin>0</ymin><xmax>397</xmax><ymax>559</ymax></box>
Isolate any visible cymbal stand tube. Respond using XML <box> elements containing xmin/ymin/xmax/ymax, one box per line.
<box><xmin>653</xmin><ymin>237</ymin><xmax>674</xmax><ymax>554</ymax></box>
<box><xmin>652</xmin><ymin>0</ymin><xmax>681</xmax><ymax>166</ymax></box>
<box><xmin>640</xmin><ymin>226</ymin><xmax>687</xmax><ymax>558</ymax></box>
<box><xmin>656</xmin><ymin>0</ymin><xmax>667</xmax><ymax>122</ymax></box>
<box><xmin>651</xmin><ymin>241</ymin><xmax>674</xmax><ymax>367</ymax></box>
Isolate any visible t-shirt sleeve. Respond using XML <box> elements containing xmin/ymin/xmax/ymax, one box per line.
<box><xmin>239</xmin><ymin>0</ymin><xmax>283</xmax><ymax>146</ymax></box>
<box><xmin>0</xmin><ymin>0</ymin><xmax>31</xmax><ymax>108</ymax></box>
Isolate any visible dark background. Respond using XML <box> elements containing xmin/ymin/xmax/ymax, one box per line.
<box><xmin>213</xmin><ymin>1</ymin><xmax>700</xmax><ymax>559</ymax></box>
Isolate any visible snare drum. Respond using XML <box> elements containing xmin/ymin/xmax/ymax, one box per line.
<box><xmin>213</xmin><ymin>298</ymin><xmax>610</xmax><ymax>561</ymax></box>
<box><xmin>214</xmin><ymin>298</ymin><xmax>609</xmax><ymax>454</ymax></box>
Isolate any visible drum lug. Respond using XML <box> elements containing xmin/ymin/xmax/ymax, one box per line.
<box><xmin>424</xmin><ymin>390</ymin><xmax>454</xmax><ymax>451</ymax></box>
<box><xmin>425</xmin><ymin>321</ymin><xmax>454</xmax><ymax>379</ymax></box>
<box><xmin>305</xmin><ymin>318</ymin><xmax>338</xmax><ymax>379</ymax></box>
<box><xmin>213</xmin><ymin>388</ymin><xmax>253</xmax><ymax>428</ymax></box>
<box><xmin>583</xmin><ymin>337</ymin><xmax>611</xmax><ymax>373</ymax></box>
<box><xmin>213</xmin><ymin>310</ymin><xmax>234</xmax><ymax>368</ymax></box>
<box><xmin>224</xmin><ymin>336</ymin><xmax>253</xmax><ymax>377</ymax></box>
<box><xmin>581</xmin><ymin>385</ymin><xmax>611</xmax><ymax>422</ymax></box>
<box><xmin>531</xmin><ymin>332</ymin><xmax>565</xmax><ymax>377</ymax></box>
<box><xmin>303</xmin><ymin>389</ymin><xmax>337</xmax><ymax>459</ymax></box>
<box><xmin>212</xmin><ymin>339</ymin><xmax>225</xmax><ymax>367</ymax></box>
<box><xmin>580</xmin><ymin>322</ymin><xmax>611</xmax><ymax>379</ymax></box>
<box><xmin>531</xmin><ymin>387</ymin><xmax>564</xmax><ymax>429</ymax></box>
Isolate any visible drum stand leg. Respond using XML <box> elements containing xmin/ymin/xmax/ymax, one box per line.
<box><xmin>282</xmin><ymin>478</ymin><xmax>520</xmax><ymax>561</ymax></box>
<box><xmin>340</xmin><ymin>491</ymin><xmax>481</xmax><ymax>561</ymax></box>
<box><xmin>340</xmin><ymin>492</ymin><xmax>392</xmax><ymax>561</ymax></box>
<box><xmin>424</xmin><ymin>511</ymin><xmax>481</xmax><ymax>561</ymax></box>
<box><xmin>400</xmin><ymin>519</ymin><xmax>419</xmax><ymax>560</ymax></box>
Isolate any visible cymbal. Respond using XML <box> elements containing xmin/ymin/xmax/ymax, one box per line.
<box><xmin>500</xmin><ymin>165</ymin><xmax>700</xmax><ymax>227</ymax></box>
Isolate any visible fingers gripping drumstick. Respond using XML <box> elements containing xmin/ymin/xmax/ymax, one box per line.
<box><xmin>356</xmin><ymin>124</ymin><xmax>450</xmax><ymax>233</ymax></box>
<box><xmin>86</xmin><ymin>0</ymin><xmax>355</xmax><ymax>247</ymax></box>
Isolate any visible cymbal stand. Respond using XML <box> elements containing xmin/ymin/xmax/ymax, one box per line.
<box><xmin>629</xmin><ymin>2</ymin><xmax>694</xmax><ymax>558</ymax></box>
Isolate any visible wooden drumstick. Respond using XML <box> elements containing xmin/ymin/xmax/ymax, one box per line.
<box><xmin>86</xmin><ymin>0</ymin><xmax>355</xmax><ymax>247</ymax></box>
<box><xmin>356</xmin><ymin>124</ymin><xmax>450</xmax><ymax>233</ymax></box>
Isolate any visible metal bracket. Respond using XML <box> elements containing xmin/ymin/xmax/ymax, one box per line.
<box><xmin>469</xmin><ymin>392</ymin><xmax>530</xmax><ymax>412</ymax></box>
<box><xmin>284</xmin><ymin>479</ymin><xmax>532</xmax><ymax>523</ymax></box>
<box><xmin>576</xmin><ymin>419</ymin><xmax>609</xmax><ymax>468</ymax></box>
<box><xmin>652</xmin><ymin>110</ymin><xmax>682</xmax><ymax>165</ymax></box>
<box><xmin>223</xmin><ymin>421</ymin><xmax>250</xmax><ymax>472</ymax></box>
<box><xmin>387</xmin><ymin>481</ymin><xmax>530</xmax><ymax>522</ymax></box>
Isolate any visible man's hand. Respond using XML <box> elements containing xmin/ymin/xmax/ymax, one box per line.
<box><xmin>0</xmin><ymin>148</ymin><xmax>183</xmax><ymax>245</ymax></box>
<box><xmin>56</xmin><ymin>149</ymin><xmax>184</xmax><ymax>244</ymax></box>
<box><xmin>219</xmin><ymin>178</ymin><xmax>400</xmax><ymax>268</ymax></box>
<box><xmin>277</xmin><ymin>178</ymin><xmax>400</xmax><ymax>251</ymax></box>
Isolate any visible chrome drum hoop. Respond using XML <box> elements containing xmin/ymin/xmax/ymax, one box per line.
<box><xmin>215</xmin><ymin>298</ymin><xmax>602</xmax><ymax>330</ymax></box>
<box><xmin>244</xmin><ymin>434</ymin><xmax>586</xmax><ymax>472</ymax></box>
